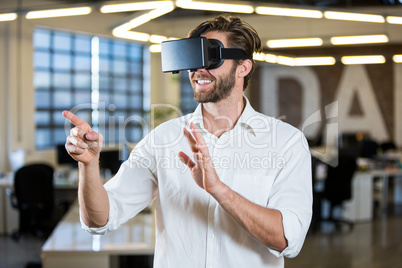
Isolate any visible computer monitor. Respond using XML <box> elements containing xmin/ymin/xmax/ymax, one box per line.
<box><xmin>99</xmin><ymin>149</ymin><xmax>123</xmax><ymax>175</ymax></box>
<box><xmin>56</xmin><ymin>144</ymin><xmax>77</xmax><ymax>166</ymax></box>
<box><xmin>57</xmin><ymin>144</ymin><xmax>122</xmax><ymax>174</ymax></box>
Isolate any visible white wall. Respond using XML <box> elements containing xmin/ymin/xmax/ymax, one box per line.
<box><xmin>0</xmin><ymin>23</ymin><xmax>8</xmax><ymax>171</ymax></box>
<box><xmin>0</xmin><ymin>20</ymin><xmax>35</xmax><ymax>171</ymax></box>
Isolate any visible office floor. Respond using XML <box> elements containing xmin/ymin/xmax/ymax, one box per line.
<box><xmin>1</xmin><ymin>206</ymin><xmax>401</xmax><ymax>268</ymax></box>
<box><xmin>286</xmin><ymin>205</ymin><xmax>402</xmax><ymax>268</ymax></box>
<box><xmin>0</xmin><ymin>234</ymin><xmax>44</xmax><ymax>268</ymax></box>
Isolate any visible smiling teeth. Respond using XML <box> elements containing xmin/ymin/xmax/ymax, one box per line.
<box><xmin>197</xmin><ymin>80</ymin><xmax>212</xmax><ymax>84</ymax></box>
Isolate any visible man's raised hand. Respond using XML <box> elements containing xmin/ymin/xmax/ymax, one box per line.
<box><xmin>63</xmin><ymin>111</ymin><xmax>103</xmax><ymax>165</ymax></box>
<box><xmin>178</xmin><ymin>122</ymin><xmax>223</xmax><ymax>196</ymax></box>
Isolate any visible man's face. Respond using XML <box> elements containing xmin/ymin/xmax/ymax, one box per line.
<box><xmin>189</xmin><ymin>31</ymin><xmax>238</xmax><ymax>103</ymax></box>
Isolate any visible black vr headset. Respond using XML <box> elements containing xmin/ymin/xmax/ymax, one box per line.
<box><xmin>161</xmin><ymin>25</ymin><xmax>250</xmax><ymax>74</ymax></box>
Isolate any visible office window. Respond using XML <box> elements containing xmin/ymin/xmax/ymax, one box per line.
<box><xmin>33</xmin><ymin>28</ymin><xmax>145</xmax><ymax>149</ymax></box>
<box><xmin>96</xmin><ymin>38</ymin><xmax>144</xmax><ymax>145</ymax></box>
<box><xmin>180</xmin><ymin>72</ymin><xmax>198</xmax><ymax>115</ymax></box>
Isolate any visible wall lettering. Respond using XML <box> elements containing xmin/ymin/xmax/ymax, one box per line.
<box><xmin>261</xmin><ymin>65</ymin><xmax>321</xmax><ymax>138</ymax></box>
<box><xmin>335</xmin><ymin>65</ymin><xmax>389</xmax><ymax>142</ymax></box>
<box><xmin>261</xmin><ymin>64</ymin><xmax>394</xmax><ymax>144</ymax></box>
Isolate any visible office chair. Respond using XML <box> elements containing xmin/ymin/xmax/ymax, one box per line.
<box><xmin>359</xmin><ymin>139</ymin><xmax>378</xmax><ymax>158</ymax></box>
<box><xmin>380</xmin><ymin>141</ymin><xmax>396</xmax><ymax>153</ymax></box>
<box><xmin>7</xmin><ymin>163</ymin><xmax>56</xmax><ymax>240</ymax></box>
<box><xmin>322</xmin><ymin>148</ymin><xmax>357</xmax><ymax>230</ymax></box>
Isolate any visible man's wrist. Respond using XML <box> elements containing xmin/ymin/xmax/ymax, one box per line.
<box><xmin>211</xmin><ymin>181</ymin><xmax>235</xmax><ymax>207</ymax></box>
<box><xmin>79</xmin><ymin>157</ymin><xmax>99</xmax><ymax>168</ymax></box>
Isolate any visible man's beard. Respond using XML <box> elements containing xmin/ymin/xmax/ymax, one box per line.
<box><xmin>192</xmin><ymin>63</ymin><xmax>237</xmax><ymax>103</ymax></box>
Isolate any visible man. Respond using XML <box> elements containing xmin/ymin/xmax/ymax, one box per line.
<box><xmin>63</xmin><ymin>15</ymin><xmax>312</xmax><ymax>268</ymax></box>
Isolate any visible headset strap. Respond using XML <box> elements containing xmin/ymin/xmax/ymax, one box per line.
<box><xmin>220</xmin><ymin>48</ymin><xmax>250</xmax><ymax>60</ymax></box>
<box><xmin>191</xmin><ymin>24</ymin><xmax>251</xmax><ymax>60</ymax></box>
<box><xmin>190</xmin><ymin>24</ymin><xmax>210</xmax><ymax>38</ymax></box>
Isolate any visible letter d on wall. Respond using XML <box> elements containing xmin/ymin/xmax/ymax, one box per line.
<box><xmin>260</xmin><ymin>65</ymin><xmax>321</xmax><ymax>139</ymax></box>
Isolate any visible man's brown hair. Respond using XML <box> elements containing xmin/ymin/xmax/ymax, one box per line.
<box><xmin>188</xmin><ymin>15</ymin><xmax>262</xmax><ymax>90</ymax></box>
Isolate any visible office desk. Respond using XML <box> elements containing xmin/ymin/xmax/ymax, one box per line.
<box><xmin>342</xmin><ymin>171</ymin><xmax>373</xmax><ymax>222</ymax></box>
<box><xmin>0</xmin><ymin>173</ymin><xmax>17</xmax><ymax>235</ymax></box>
<box><xmin>369</xmin><ymin>168</ymin><xmax>402</xmax><ymax>214</ymax></box>
<box><xmin>41</xmin><ymin>202</ymin><xmax>155</xmax><ymax>268</ymax></box>
<box><xmin>313</xmin><ymin>163</ymin><xmax>402</xmax><ymax>222</ymax></box>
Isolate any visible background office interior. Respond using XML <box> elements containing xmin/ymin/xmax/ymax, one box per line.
<box><xmin>1</xmin><ymin>0</ymin><xmax>402</xmax><ymax>170</ymax></box>
<box><xmin>1</xmin><ymin>0</ymin><xmax>402</xmax><ymax>171</ymax></box>
<box><xmin>1</xmin><ymin>0</ymin><xmax>402</xmax><ymax>267</ymax></box>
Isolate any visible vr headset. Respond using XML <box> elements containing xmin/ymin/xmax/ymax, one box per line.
<box><xmin>161</xmin><ymin>27</ymin><xmax>250</xmax><ymax>74</ymax></box>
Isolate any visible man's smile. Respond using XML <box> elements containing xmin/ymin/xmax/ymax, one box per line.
<box><xmin>196</xmin><ymin>79</ymin><xmax>213</xmax><ymax>85</ymax></box>
<box><xmin>195</xmin><ymin>79</ymin><xmax>214</xmax><ymax>89</ymax></box>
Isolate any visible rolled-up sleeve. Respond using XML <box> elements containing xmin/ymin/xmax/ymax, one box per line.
<box><xmin>266</xmin><ymin>131</ymin><xmax>313</xmax><ymax>258</ymax></box>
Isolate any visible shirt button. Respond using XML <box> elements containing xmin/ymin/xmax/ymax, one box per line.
<box><xmin>211</xmin><ymin>234</ymin><xmax>215</xmax><ymax>239</ymax></box>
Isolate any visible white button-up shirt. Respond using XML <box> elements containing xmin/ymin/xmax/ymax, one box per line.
<box><xmin>82</xmin><ymin>97</ymin><xmax>313</xmax><ymax>268</ymax></box>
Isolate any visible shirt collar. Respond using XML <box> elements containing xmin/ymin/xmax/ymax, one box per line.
<box><xmin>189</xmin><ymin>96</ymin><xmax>259</xmax><ymax>136</ymax></box>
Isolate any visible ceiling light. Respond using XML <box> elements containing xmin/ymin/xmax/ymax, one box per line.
<box><xmin>111</xmin><ymin>2</ymin><xmax>174</xmax><ymax>41</ymax></box>
<box><xmin>393</xmin><ymin>55</ymin><xmax>402</xmax><ymax>63</ymax></box>
<box><xmin>264</xmin><ymin>54</ymin><xmax>278</xmax><ymax>64</ymax></box>
<box><xmin>253</xmin><ymin>53</ymin><xmax>279</xmax><ymax>63</ymax></box>
<box><xmin>150</xmin><ymin>35</ymin><xmax>168</xmax><ymax>43</ymax></box>
<box><xmin>126</xmin><ymin>15</ymin><xmax>153</xmax><ymax>28</ymax></box>
<box><xmin>101</xmin><ymin>1</ymin><xmax>173</xmax><ymax>13</ymax></box>
<box><xmin>253</xmin><ymin>53</ymin><xmax>267</xmax><ymax>61</ymax></box>
<box><xmin>147</xmin><ymin>2</ymin><xmax>175</xmax><ymax>18</ymax></box>
<box><xmin>341</xmin><ymin>55</ymin><xmax>386</xmax><ymax>65</ymax></box>
<box><xmin>387</xmin><ymin>16</ymin><xmax>402</xmax><ymax>24</ymax></box>
<box><xmin>274</xmin><ymin>55</ymin><xmax>337</xmax><ymax>66</ymax></box>
<box><xmin>176</xmin><ymin>0</ymin><xmax>253</xmax><ymax>14</ymax></box>
<box><xmin>123</xmin><ymin>3</ymin><xmax>174</xmax><ymax>28</ymax></box>
<box><xmin>277</xmin><ymin>56</ymin><xmax>296</xmax><ymax>66</ymax></box>
<box><xmin>330</xmin><ymin>34</ymin><xmax>389</xmax><ymax>45</ymax></box>
<box><xmin>294</xmin><ymin>57</ymin><xmax>336</xmax><ymax>66</ymax></box>
<box><xmin>26</xmin><ymin>7</ymin><xmax>91</xmax><ymax>19</ymax></box>
<box><xmin>254</xmin><ymin>53</ymin><xmax>334</xmax><ymax>66</ymax></box>
<box><xmin>255</xmin><ymin>6</ymin><xmax>322</xmax><ymax>18</ymax></box>
<box><xmin>267</xmin><ymin>38</ymin><xmax>323</xmax><ymax>48</ymax></box>
<box><xmin>113</xmin><ymin>28</ymin><xmax>150</xmax><ymax>42</ymax></box>
<box><xmin>149</xmin><ymin>44</ymin><xmax>161</xmax><ymax>53</ymax></box>
<box><xmin>324</xmin><ymin>11</ymin><xmax>385</xmax><ymax>23</ymax></box>
<box><xmin>0</xmin><ymin>13</ymin><xmax>17</xmax><ymax>21</ymax></box>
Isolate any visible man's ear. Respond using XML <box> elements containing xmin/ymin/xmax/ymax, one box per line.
<box><xmin>237</xmin><ymin>59</ymin><xmax>252</xmax><ymax>78</ymax></box>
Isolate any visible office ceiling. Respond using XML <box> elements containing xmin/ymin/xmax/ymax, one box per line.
<box><xmin>2</xmin><ymin>0</ymin><xmax>401</xmax><ymax>11</ymax></box>
<box><xmin>1</xmin><ymin>0</ymin><xmax>402</xmax><ymax>47</ymax></box>
<box><xmin>7</xmin><ymin>0</ymin><xmax>402</xmax><ymax>8</ymax></box>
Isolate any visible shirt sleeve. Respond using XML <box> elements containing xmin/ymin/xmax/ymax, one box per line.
<box><xmin>266</xmin><ymin>129</ymin><xmax>313</xmax><ymax>258</ymax></box>
<box><xmin>81</xmin><ymin>135</ymin><xmax>158</xmax><ymax>235</ymax></box>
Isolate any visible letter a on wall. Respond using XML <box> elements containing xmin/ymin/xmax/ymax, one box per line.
<box><xmin>335</xmin><ymin>65</ymin><xmax>389</xmax><ymax>141</ymax></box>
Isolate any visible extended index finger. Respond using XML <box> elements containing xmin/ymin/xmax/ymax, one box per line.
<box><xmin>63</xmin><ymin>110</ymin><xmax>92</xmax><ymax>131</ymax></box>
